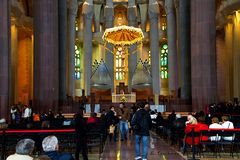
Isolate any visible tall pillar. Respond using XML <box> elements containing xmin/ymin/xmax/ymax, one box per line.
<box><xmin>225</xmin><ymin>23</ymin><xmax>233</xmax><ymax>100</ymax></box>
<box><xmin>149</xmin><ymin>0</ymin><xmax>160</xmax><ymax>104</ymax></box>
<box><xmin>10</xmin><ymin>23</ymin><xmax>18</xmax><ymax>104</ymax></box>
<box><xmin>128</xmin><ymin>0</ymin><xmax>137</xmax><ymax>92</ymax></box>
<box><xmin>59</xmin><ymin>0</ymin><xmax>67</xmax><ymax>107</ymax></box>
<box><xmin>105</xmin><ymin>0</ymin><xmax>114</xmax><ymax>92</ymax></box>
<box><xmin>67</xmin><ymin>0</ymin><xmax>78</xmax><ymax>99</ymax></box>
<box><xmin>93</xmin><ymin>4</ymin><xmax>102</xmax><ymax>33</ymax></box>
<box><xmin>33</xmin><ymin>0</ymin><xmax>59</xmax><ymax>112</ymax></box>
<box><xmin>191</xmin><ymin>0</ymin><xmax>216</xmax><ymax>111</ymax></box>
<box><xmin>83</xmin><ymin>0</ymin><xmax>93</xmax><ymax>96</ymax></box>
<box><xmin>233</xmin><ymin>12</ymin><xmax>240</xmax><ymax>99</ymax></box>
<box><xmin>165</xmin><ymin>0</ymin><xmax>178</xmax><ymax>95</ymax></box>
<box><xmin>179</xmin><ymin>0</ymin><xmax>191</xmax><ymax>100</ymax></box>
<box><xmin>139</xmin><ymin>4</ymin><xmax>148</xmax><ymax>32</ymax></box>
<box><xmin>0</xmin><ymin>0</ymin><xmax>10</xmax><ymax>118</ymax></box>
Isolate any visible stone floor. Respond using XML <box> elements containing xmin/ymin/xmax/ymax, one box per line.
<box><xmin>100</xmin><ymin>132</ymin><xmax>186</xmax><ymax>160</ymax></box>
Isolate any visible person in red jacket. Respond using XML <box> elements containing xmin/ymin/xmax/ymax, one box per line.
<box><xmin>185</xmin><ymin>115</ymin><xmax>200</xmax><ymax>145</ymax></box>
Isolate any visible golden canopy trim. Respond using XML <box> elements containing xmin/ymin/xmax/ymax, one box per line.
<box><xmin>102</xmin><ymin>26</ymin><xmax>144</xmax><ymax>46</ymax></box>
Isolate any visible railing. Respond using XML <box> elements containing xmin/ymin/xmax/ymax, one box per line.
<box><xmin>111</xmin><ymin>92</ymin><xmax>136</xmax><ymax>103</ymax></box>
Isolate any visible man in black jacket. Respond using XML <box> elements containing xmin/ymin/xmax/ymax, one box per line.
<box><xmin>74</xmin><ymin>109</ymin><xmax>88</xmax><ymax>160</ymax></box>
<box><xmin>131</xmin><ymin>103</ymin><xmax>152</xmax><ymax>160</ymax></box>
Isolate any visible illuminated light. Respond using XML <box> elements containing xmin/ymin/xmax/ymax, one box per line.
<box><xmin>236</xmin><ymin>10</ymin><xmax>240</xmax><ymax>23</ymax></box>
<box><xmin>75</xmin><ymin>45</ymin><xmax>77</xmax><ymax>50</ymax></box>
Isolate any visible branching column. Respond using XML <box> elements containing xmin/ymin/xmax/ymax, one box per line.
<box><xmin>128</xmin><ymin>0</ymin><xmax>137</xmax><ymax>92</ymax></box>
<box><xmin>104</xmin><ymin>0</ymin><xmax>114</xmax><ymax>92</ymax></box>
<box><xmin>0</xmin><ymin>0</ymin><xmax>10</xmax><ymax>118</ymax></box>
<box><xmin>33</xmin><ymin>0</ymin><xmax>59</xmax><ymax>112</ymax></box>
<box><xmin>148</xmin><ymin>1</ymin><xmax>160</xmax><ymax>104</ymax></box>
<box><xmin>165</xmin><ymin>0</ymin><xmax>178</xmax><ymax>95</ymax></box>
<box><xmin>67</xmin><ymin>0</ymin><xmax>78</xmax><ymax>98</ymax></box>
<box><xmin>179</xmin><ymin>0</ymin><xmax>191</xmax><ymax>100</ymax></box>
<box><xmin>191</xmin><ymin>0</ymin><xmax>216</xmax><ymax>111</ymax></box>
<box><xmin>83</xmin><ymin>0</ymin><xmax>93</xmax><ymax>96</ymax></box>
<box><xmin>59</xmin><ymin>0</ymin><xmax>68</xmax><ymax>106</ymax></box>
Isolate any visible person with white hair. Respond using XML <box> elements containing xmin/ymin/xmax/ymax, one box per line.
<box><xmin>6</xmin><ymin>138</ymin><xmax>35</xmax><ymax>160</ymax></box>
<box><xmin>42</xmin><ymin>136</ymin><xmax>74</xmax><ymax>160</ymax></box>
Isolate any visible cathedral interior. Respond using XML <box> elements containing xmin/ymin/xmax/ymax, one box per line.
<box><xmin>0</xmin><ymin>0</ymin><xmax>240</xmax><ymax>118</ymax></box>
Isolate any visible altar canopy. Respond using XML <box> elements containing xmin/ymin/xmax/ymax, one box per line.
<box><xmin>102</xmin><ymin>26</ymin><xmax>144</xmax><ymax>47</ymax></box>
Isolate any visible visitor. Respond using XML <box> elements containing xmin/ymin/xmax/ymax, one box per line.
<box><xmin>42</xmin><ymin>135</ymin><xmax>74</xmax><ymax>160</ymax></box>
<box><xmin>131</xmin><ymin>102</ymin><xmax>152</xmax><ymax>160</ymax></box>
<box><xmin>6</xmin><ymin>138</ymin><xmax>35</xmax><ymax>160</ymax></box>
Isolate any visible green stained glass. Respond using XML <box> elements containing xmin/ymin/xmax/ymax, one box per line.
<box><xmin>160</xmin><ymin>43</ymin><xmax>168</xmax><ymax>79</ymax></box>
<box><xmin>75</xmin><ymin>44</ymin><xmax>81</xmax><ymax>80</ymax></box>
<box><xmin>163</xmin><ymin>44</ymin><xmax>168</xmax><ymax>49</ymax></box>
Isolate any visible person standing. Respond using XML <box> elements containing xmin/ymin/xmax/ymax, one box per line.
<box><xmin>118</xmin><ymin>103</ymin><xmax>130</xmax><ymax>141</ymax></box>
<box><xmin>131</xmin><ymin>103</ymin><xmax>152</xmax><ymax>160</ymax></box>
<box><xmin>74</xmin><ymin>109</ymin><xmax>88</xmax><ymax>160</ymax></box>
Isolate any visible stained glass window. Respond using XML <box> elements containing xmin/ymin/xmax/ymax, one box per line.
<box><xmin>115</xmin><ymin>47</ymin><xmax>125</xmax><ymax>80</ymax></box>
<box><xmin>75</xmin><ymin>44</ymin><xmax>81</xmax><ymax>80</ymax></box>
<box><xmin>160</xmin><ymin>43</ymin><xmax>168</xmax><ymax>79</ymax></box>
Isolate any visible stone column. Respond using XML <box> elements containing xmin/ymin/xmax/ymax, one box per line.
<box><xmin>191</xmin><ymin>0</ymin><xmax>216</xmax><ymax>111</ymax></box>
<box><xmin>10</xmin><ymin>23</ymin><xmax>18</xmax><ymax>104</ymax></box>
<box><xmin>93</xmin><ymin>4</ymin><xmax>102</xmax><ymax>33</ymax></box>
<box><xmin>233</xmin><ymin>13</ymin><xmax>240</xmax><ymax>99</ymax></box>
<box><xmin>83</xmin><ymin>0</ymin><xmax>93</xmax><ymax>96</ymax></box>
<box><xmin>165</xmin><ymin>0</ymin><xmax>178</xmax><ymax>95</ymax></box>
<box><xmin>139</xmin><ymin>4</ymin><xmax>148</xmax><ymax>32</ymax></box>
<box><xmin>128</xmin><ymin>0</ymin><xmax>137</xmax><ymax>92</ymax></box>
<box><xmin>104</xmin><ymin>0</ymin><xmax>114</xmax><ymax>92</ymax></box>
<box><xmin>59</xmin><ymin>0</ymin><xmax>67</xmax><ymax>107</ymax></box>
<box><xmin>33</xmin><ymin>0</ymin><xmax>59</xmax><ymax>112</ymax></box>
<box><xmin>0</xmin><ymin>0</ymin><xmax>10</xmax><ymax>118</ymax></box>
<box><xmin>67</xmin><ymin>0</ymin><xmax>78</xmax><ymax>98</ymax></box>
<box><xmin>179</xmin><ymin>0</ymin><xmax>191</xmax><ymax>100</ymax></box>
<box><xmin>225</xmin><ymin>23</ymin><xmax>233</xmax><ymax>100</ymax></box>
<box><xmin>148</xmin><ymin>0</ymin><xmax>160</xmax><ymax>104</ymax></box>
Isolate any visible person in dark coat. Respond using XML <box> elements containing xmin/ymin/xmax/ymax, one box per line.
<box><xmin>42</xmin><ymin>136</ymin><xmax>74</xmax><ymax>160</ymax></box>
<box><xmin>131</xmin><ymin>103</ymin><xmax>152</xmax><ymax>160</ymax></box>
<box><xmin>74</xmin><ymin>109</ymin><xmax>88</xmax><ymax>160</ymax></box>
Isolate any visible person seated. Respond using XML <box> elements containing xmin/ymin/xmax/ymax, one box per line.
<box><xmin>185</xmin><ymin>115</ymin><xmax>200</xmax><ymax>146</ymax></box>
<box><xmin>209</xmin><ymin>117</ymin><xmax>223</xmax><ymax>141</ymax></box>
<box><xmin>170</xmin><ymin>114</ymin><xmax>186</xmax><ymax>145</ymax></box>
<box><xmin>6</xmin><ymin>139</ymin><xmax>35</xmax><ymax>160</ymax></box>
<box><xmin>42</xmin><ymin>135</ymin><xmax>74</xmax><ymax>160</ymax></box>
<box><xmin>87</xmin><ymin>112</ymin><xmax>98</xmax><ymax>124</ymax></box>
<box><xmin>197</xmin><ymin>116</ymin><xmax>209</xmax><ymax>142</ymax></box>
<box><xmin>221</xmin><ymin>116</ymin><xmax>234</xmax><ymax>141</ymax></box>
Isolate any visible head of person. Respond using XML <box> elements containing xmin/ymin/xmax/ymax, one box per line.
<box><xmin>137</xmin><ymin>102</ymin><xmax>145</xmax><ymax>109</ymax></box>
<box><xmin>211</xmin><ymin>117</ymin><xmax>219</xmax><ymax>124</ymax></box>
<box><xmin>119</xmin><ymin>103</ymin><xmax>124</xmax><ymax>108</ymax></box>
<box><xmin>42</xmin><ymin>136</ymin><xmax>59</xmax><ymax>152</ymax></box>
<box><xmin>144</xmin><ymin>103</ymin><xmax>150</xmax><ymax>111</ymax></box>
<box><xmin>186</xmin><ymin>115</ymin><xmax>197</xmax><ymax>125</ymax></box>
<box><xmin>176</xmin><ymin>114</ymin><xmax>181</xmax><ymax>119</ymax></box>
<box><xmin>110</xmin><ymin>106</ymin><xmax>114</xmax><ymax>111</ymax></box>
<box><xmin>198</xmin><ymin>116</ymin><xmax>206</xmax><ymax>124</ymax></box>
<box><xmin>15</xmin><ymin>139</ymin><xmax>35</xmax><ymax>155</ymax></box>
<box><xmin>221</xmin><ymin>116</ymin><xmax>229</xmax><ymax>122</ymax></box>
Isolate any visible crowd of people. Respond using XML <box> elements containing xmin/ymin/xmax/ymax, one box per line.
<box><xmin>4</xmin><ymin>100</ymin><xmax>240</xmax><ymax>159</ymax></box>
<box><xmin>2</xmin><ymin>102</ymin><xmax>154</xmax><ymax>160</ymax></box>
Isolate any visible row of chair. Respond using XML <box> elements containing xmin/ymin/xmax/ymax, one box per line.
<box><xmin>187</xmin><ymin>129</ymin><xmax>240</xmax><ymax>158</ymax></box>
